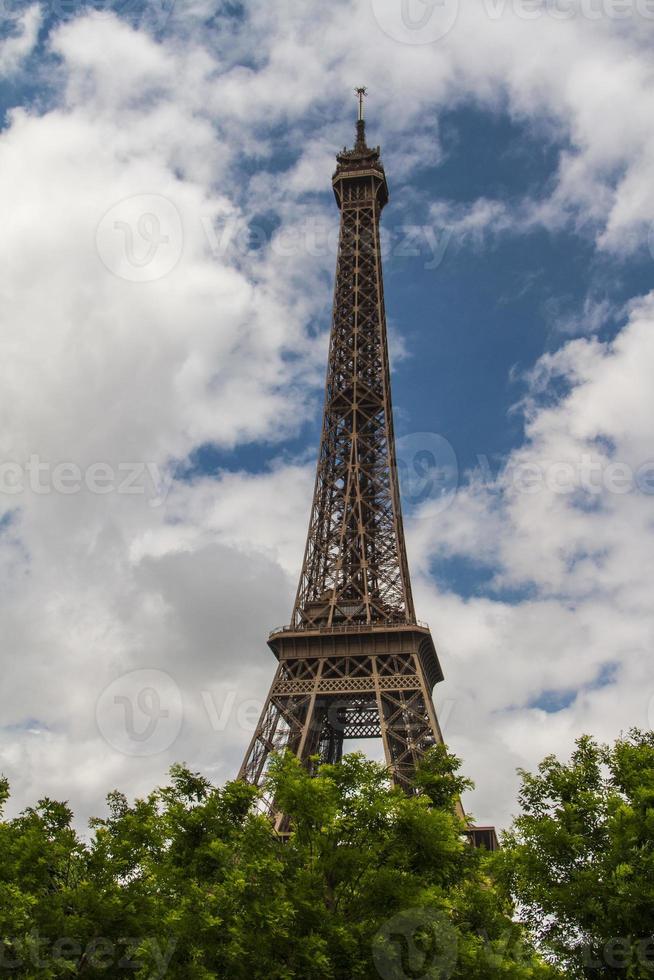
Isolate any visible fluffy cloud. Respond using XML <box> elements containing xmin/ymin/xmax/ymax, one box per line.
<box><xmin>194</xmin><ymin>0</ymin><xmax>654</xmax><ymax>252</ymax></box>
<box><xmin>409</xmin><ymin>293</ymin><xmax>654</xmax><ymax>823</ymax></box>
<box><xmin>0</xmin><ymin>5</ymin><xmax>41</xmax><ymax>78</ymax></box>
<box><xmin>0</xmin><ymin>13</ymin><xmax>326</xmax><ymax>820</ymax></box>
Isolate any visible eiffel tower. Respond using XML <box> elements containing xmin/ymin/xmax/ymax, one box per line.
<box><xmin>239</xmin><ymin>92</ymin><xmax>495</xmax><ymax>847</ymax></box>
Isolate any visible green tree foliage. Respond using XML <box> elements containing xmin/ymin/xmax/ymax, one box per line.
<box><xmin>498</xmin><ymin>730</ymin><xmax>654</xmax><ymax>979</ymax></box>
<box><xmin>0</xmin><ymin>749</ymin><xmax>557</xmax><ymax>979</ymax></box>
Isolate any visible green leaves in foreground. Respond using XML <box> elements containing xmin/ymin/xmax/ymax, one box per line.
<box><xmin>498</xmin><ymin>730</ymin><xmax>654</xmax><ymax>979</ymax></box>
<box><xmin>0</xmin><ymin>747</ymin><xmax>558</xmax><ymax>979</ymax></box>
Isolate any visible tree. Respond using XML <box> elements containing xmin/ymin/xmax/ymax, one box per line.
<box><xmin>498</xmin><ymin>730</ymin><xmax>654</xmax><ymax>979</ymax></box>
<box><xmin>0</xmin><ymin>750</ymin><xmax>558</xmax><ymax>979</ymax></box>
<box><xmin>262</xmin><ymin>748</ymin><xmax>556</xmax><ymax>980</ymax></box>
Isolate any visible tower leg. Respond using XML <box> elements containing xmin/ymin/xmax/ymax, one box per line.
<box><xmin>239</xmin><ymin>650</ymin><xmax>448</xmax><ymax>800</ymax></box>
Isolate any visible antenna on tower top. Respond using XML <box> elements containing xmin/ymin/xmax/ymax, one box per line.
<box><xmin>354</xmin><ymin>86</ymin><xmax>367</xmax><ymax>150</ymax></box>
<box><xmin>355</xmin><ymin>86</ymin><xmax>367</xmax><ymax>121</ymax></box>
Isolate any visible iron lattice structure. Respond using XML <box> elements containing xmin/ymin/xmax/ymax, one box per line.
<box><xmin>240</xmin><ymin>635</ymin><xmax>445</xmax><ymax>797</ymax></box>
<box><xmin>240</xmin><ymin>95</ymin><xmax>482</xmax><ymax>835</ymax></box>
<box><xmin>291</xmin><ymin>129</ymin><xmax>413</xmax><ymax>631</ymax></box>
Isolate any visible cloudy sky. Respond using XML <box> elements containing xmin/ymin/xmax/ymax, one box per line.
<box><xmin>1</xmin><ymin>0</ymin><xmax>654</xmax><ymax>830</ymax></box>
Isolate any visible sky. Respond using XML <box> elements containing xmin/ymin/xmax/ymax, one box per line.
<box><xmin>1</xmin><ymin>0</ymin><xmax>654</xmax><ymax>831</ymax></box>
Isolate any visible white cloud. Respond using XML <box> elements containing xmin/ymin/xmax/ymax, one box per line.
<box><xmin>0</xmin><ymin>4</ymin><xmax>41</xmax><ymax>78</ymax></box>
<box><xmin>195</xmin><ymin>0</ymin><xmax>654</xmax><ymax>252</ymax></box>
<box><xmin>428</xmin><ymin>198</ymin><xmax>516</xmax><ymax>246</ymax></box>
<box><xmin>409</xmin><ymin>293</ymin><xmax>654</xmax><ymax>823</ymax></box>
<box><xmin>0</xmin><ymin>13</ymin><xmax>326</xmax><ymax>820</ymax></box>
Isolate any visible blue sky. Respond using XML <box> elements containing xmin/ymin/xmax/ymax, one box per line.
<box><xmin>1</xmin><ymin>0</ymin><xmax>654</xmax><ymax>828</ymax></box>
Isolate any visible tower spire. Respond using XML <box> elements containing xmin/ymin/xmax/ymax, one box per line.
<box><xmin>355</xmin><ymin>85</ymin><xmax>367</xmax><ymax>150</ymax></box>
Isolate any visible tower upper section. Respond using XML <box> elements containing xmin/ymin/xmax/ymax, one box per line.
<box><xmin>290</xmin><ymin>91</ymin><xmax>415</xmax><ymax>631</ymax></box>
<box><xmin>332</xmin><ymin>87</ymin><xmax>389</xmax><ymax>211</ymax></box>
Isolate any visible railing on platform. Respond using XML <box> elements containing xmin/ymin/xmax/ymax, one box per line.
<box><xmin>269</xmin><ymin>619</ymin><xmax>430</xmax><ymax>639</ymax></box>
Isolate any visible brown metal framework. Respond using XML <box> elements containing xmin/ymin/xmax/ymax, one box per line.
<box><xmin>239</xmin><ymin>95</ymin><xmax>481</xmax><ymax>835</ymax></box>
<box><xmin>291</xmin><ymin>131</ymin><xmax>413</xmax><ymax>631</ymax></box>
<box><xmin>240</xmin><ymin>625</ymin><xmax>444</xmax><ymax>797</ymax></box>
